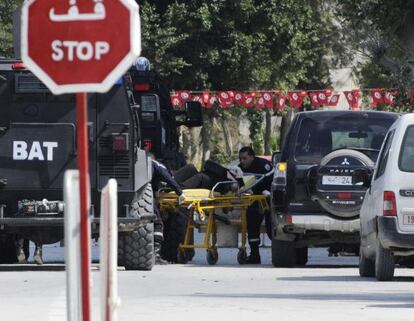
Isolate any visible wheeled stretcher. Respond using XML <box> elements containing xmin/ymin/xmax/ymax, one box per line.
<box><xmin>158</xmin><ymin>175</ymin><xmax>271</xmax><ymax>265</ymax></box>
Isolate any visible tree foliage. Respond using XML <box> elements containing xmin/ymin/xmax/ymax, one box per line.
<box><xmin>138</xmin><ymin>0</ymin><xmax>338</xmax><ymax>91</ymax></box>
<box><xmin>334</xmin><ymin>0</ymin><xmax>414</xmax><ymax>89</ymax></box>
<box><xmin>0</xmin><ymin>0</ymin><xmax>22</xmax><ymax>58</ymax></box>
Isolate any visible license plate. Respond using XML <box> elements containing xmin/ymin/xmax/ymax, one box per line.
<box><xmin>322</xmin><ymin>176</ymin><xmax>352</xmax><ymax>186</ymax></box>
<box><xmin>403</xmin><ymin>215</ymin><xmax>414</xmax><ymax>225</ymax></box>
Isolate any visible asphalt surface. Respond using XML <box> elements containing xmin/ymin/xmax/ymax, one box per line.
<box><xmin>0</xmin><ymin>241</ymin><xmax>412</xmax><ymax>321</ymax></box>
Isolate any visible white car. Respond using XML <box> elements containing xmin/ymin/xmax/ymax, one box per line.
<box><xmin>360</xmin><ymin>113</ymin><xmax>414</xmax><ymax>281</ymax></box>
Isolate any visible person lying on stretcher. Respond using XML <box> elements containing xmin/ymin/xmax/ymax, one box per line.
<box><xmin>173</xmin><ymin>160</ymin><xmax>243</xmax><ymax>195</ymax></box>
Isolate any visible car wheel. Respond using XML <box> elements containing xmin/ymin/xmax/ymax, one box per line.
<box><xmin>375</xmin><ymin>241</ymin><xmax>395</xmax><ymax>281</ymax></box>
<box><xmin>359</xmin><ymin>245</ymin><xmax>375</xmax><ymax>277</ymax></box>
<box><xmin>271</xmin><ymin>238</ymin><xmax>295</xmax><ymax>267</ymax></box>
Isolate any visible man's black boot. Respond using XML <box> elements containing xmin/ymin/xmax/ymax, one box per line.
<box><xmin>154</xmin><ymin>242</ymin><xmax>169</xmax><ymax>265</ymax></box>
<box><xmin>245</xmin><ymin>243</ymin><xmax>261</xmax><ymax>264</ymax></box>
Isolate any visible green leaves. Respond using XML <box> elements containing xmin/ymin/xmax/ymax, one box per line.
<box><xmin>0</xmin><ymin>0</ymin><xmax>22</xmax><ymax>58</ymax></box>
<box><xmin>138</xmin><ymin>0</ymin><xmax>337</xmax><ymax>91</ymax></box>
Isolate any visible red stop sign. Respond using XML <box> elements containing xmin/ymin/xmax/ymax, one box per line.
<box><xmin>21</xmin><ymin>0</ymin><xmax>141</xmax><ymax>94</ymax></box>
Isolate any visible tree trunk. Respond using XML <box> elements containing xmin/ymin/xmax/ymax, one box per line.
<box><xmin>201</xmin><ymin>116</ymin><xmax>211</xmax><ymax>162</ymax></box>
<box><xmin>264</xmin><ymin>109</ymin><xmax>272</xmax><ymax>155</ymax></box>
<box><xmin>219</xmin><ymin>115</ymin><xmax>233</xmax><ymax>157</ymax></box>
<box><xmin>279</xmin><ymin>109</ymin><xmax>295</xmax><ymax>150</ymax></box>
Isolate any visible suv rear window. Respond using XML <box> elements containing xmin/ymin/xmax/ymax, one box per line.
<box><xmin>294</xmin><ymin>114</ymin><xmax>394</xmax><ymax>163</ymax></box>
<box><xmin>399</xmin><ymin>125</ymin><xmax>414</xmax><ymax>172</ymax></box>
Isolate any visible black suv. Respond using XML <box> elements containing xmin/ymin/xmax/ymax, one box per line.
<box><xmin>271</xmin><ymin>110</ymin><xmax>399</xmax><ymax>267</ymax></box>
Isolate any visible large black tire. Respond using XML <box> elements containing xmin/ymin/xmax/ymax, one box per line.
<box><xmin>316</xmin><ymin>149</ymin><xmax>374</xmax><ymax>218</ymax></box>
<box><xmin>272</xmin><ymin>239</ymin><xmax>296</xmax><ymax>267</ymax></box>
<box><xmin>118</xmin><ymin>235</ymin><xmax>124</xmax><ymax>267</ymax></box>
<box><xmin>161</xmin><ymin>211</ymin><xmax>194</xmax><ymax>263</ymax></box>
<box><xmin>375</xmin><ymin>241</ymin><xmax>395</xmax><ymax>281</ymax></box>
<box><xmin>121</xmin><ymin>184</ymin><xmax>155</xmax><ymax>271</ymax></box>
<box><xmin>295</xmin><ymin>247</ymin><xmax>308</xmax><ymax>266</ymax></box>
<box><xmin>123</xmin><ymin>223</ymin><xmax>154</xmax><ymax>271</ymax></box>
<box><xmin>0</xmin><ymin>234</ymin><xmax>18</xmax><ymax>263</ymax></box>
<box><xmin>359</xmin><ymin>245</ymin><xmax>375</xmax><ymax>277</ymax></box>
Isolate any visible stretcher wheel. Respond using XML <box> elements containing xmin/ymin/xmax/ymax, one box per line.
<box><xmin>177</xmin><ymin>249</ymin><xmax>189</xmax><ymax>264</ymax></box>
<box><xmin>206</xmin><ymin>248</ymin><xmax>218</xmax><ymax>265</ymax></box>
<box><xmin>237</xmin><ymin>249</ymin><xmax>247</xmax><ymax>265</ymax></box>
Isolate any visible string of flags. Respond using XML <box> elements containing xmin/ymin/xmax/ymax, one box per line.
<box><xmin>170</xmin><ymin>88</ymin><xmax>412</xmax><ymax>110</ymax></box>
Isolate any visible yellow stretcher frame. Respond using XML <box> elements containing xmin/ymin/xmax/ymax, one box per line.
<box><xmin>159</xmin><ymin>187</ymin><xmax>269</xmax><ymax>265</ymax></box>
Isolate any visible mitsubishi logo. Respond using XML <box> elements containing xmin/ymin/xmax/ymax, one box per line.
<box><xmin>341</xmin><ymin>157</ymin><xmax>350</xmax><ymax>165</ymax></box>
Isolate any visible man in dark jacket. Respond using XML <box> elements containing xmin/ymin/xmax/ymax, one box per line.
<box><xmin>238</xmin><ymin>146</ymin><xmax>273</xmax><ymax>264</ymax></box>
<box><xmin>151</xmin><ymin>158</ymin><xmax>185</xmax><ymax>264</ymax></box>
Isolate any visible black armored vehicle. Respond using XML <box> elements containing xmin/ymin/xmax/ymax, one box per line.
<box><xmin>0</xmin><ymin>59</ymin><xmax>201</xmax><ymax>270</ymax></box>
<box><xmin>271</xmin><ymin>110</ymin><xmax>399</xmax><ymax>267</ymax></box>
<box><xmin>129</xmin><ymin>65</ymin><xmax>202</xmax><ymax>170</ymax></box>
<box><xmin>128</xmin><ymin>62</ymin><xmax>203</xmax><ymax>262</ymax></box>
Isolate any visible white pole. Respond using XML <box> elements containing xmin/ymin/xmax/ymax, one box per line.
<box><xmin>64</xmin><ymin>170</ymin><xmax>82</xmax><ymax>321</ymax></box>
<box><xmin>100</xmin><ymin>179</ymin><xmax>120</xmax><ymax>321</ymax></box>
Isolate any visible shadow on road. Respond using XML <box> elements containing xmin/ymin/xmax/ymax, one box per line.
<box><xmin>277</xmin><ymin>274</ymin><xmax>414</xmax><ymax>282</ymax></box>
<box><xmin>190</xmin><ymin>291</ymin><xmax>414</xmax><ymax>306</ymax></box>
<box><xmin>0</xmin><ymin>264</ymin><xmax>65</xmax><ymax>272</ymax></box>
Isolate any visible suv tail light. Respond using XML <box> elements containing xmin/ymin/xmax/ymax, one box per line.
<box><xmin>337</xmin><ymin>192</ymin><xmax>352</xmax><ymax>199</ymax></box>
<box><xmin>383</xmin><ymin>191</ymin><xmax>397</xmax><ymax>216</ymax></box>
<box><xmin>273</xmin><ymin>162</ymin><xmax>287</xmax><ymax>186</ymax></box>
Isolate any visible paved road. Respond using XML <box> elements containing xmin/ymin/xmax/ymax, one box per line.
<box><xmin>0</xmin><ymin>242</ymin><xmax>412</xmax><ymax>321</ymax></box>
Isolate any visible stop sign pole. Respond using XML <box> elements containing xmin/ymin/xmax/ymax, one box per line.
<box><xmin>77</xmin><ymin>91</ymin><xmax>92</xmax><ymax>321</ymax></box>
<box><xmin>21</xmin><ymin>1</ymin><xmax>141</xmax><ymax>321</ymax></box>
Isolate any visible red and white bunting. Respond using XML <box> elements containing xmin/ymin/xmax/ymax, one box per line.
<box><xmin>276</xmin><ymin>95</ymin><xmax>287</xmax><ymax>110</ymax></box>
<box><xmin>370</xmin><ymin>89</ymin><xmax>383</xmax><ymax>107</ymax></box>
<box><xmin>287</xmin><ymin>91</ymin><xmax>306</xmax><ymax>109</ymax></box>
<box><xmin>344</xmin><ymin>90</ymin><xmax>360</xmax><ymax>110</ymax></box>
<box><xmin>177</xmin><ymin>90</ymin><xmax>191</xmax><ymax>102</ymax></box>
<box><xmin>243</xmin><ymin>94</ymin><xmax>254</xmax><ymax>108</ymax></box>
<box><xmin>234</xmin><ymin>91</ymin><xmax>244</xmax><ymax>105</ymax></box>
<box><xmin>317</xmin><ymin>91</ymin><xmax>328</xmax><ymax>105</ymax></box>
<box><xmin>309</xmin><ymin>92</ymin><xmax>320</xmax><ymax>107</ymax></box>
<box><xmin>205</xmin><ymin>95</ymin><xmax>217</xmax><ymax>109</ymax></box>
<box><xmin>327</xmin><ymin>94</ymin><xmax>340</xmax><ymax>107</ymax></box>
<box><xmin>256</xmin><ymin>96</ymin><xmax>265</xmax><ymax>109</ymax></box>
<box><xmin>384</xmin><ymin>90</ymin><xmax>397</xmax><ymax>105</ymax></box>
<box><xmin>408</xmin><ymin>89</ymin><xmax>414</xmax><ymax>102</ymax></box>
<box><xmin>171</xmin><ymin>94</ymin><xmax>182</xmax><ymax>109</ymax></box>
<box><xmin>171</xmin><ymin>88</ymin><xmax>410</xmax><ymax>110</ymax></box>
<box><xmin>262</xmin><ymin>92</ymin><xmax>274</xmax><ymax>108</ymax></box>
<box><xmin>192</xmin><ymin>94</ymin><xmax>204</xmax><ymax>105</ymax></box>
<box><xmin>217</xmin><ymin>91</ymin><xmax>232</xmax><ymax>102</ymax></box>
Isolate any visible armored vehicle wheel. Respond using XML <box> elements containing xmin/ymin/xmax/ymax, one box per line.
<box><xmin>117</xmin><ymin>235</ymin><xmax>124</xmax><ymax>266</ymax></box>
<box><xmin>122</xmin><ymin>184</ymin><xmax>155</xmax><ymax>271</ymax></box>
<box><xmin>237</xmin><ymin>249</ymin><xmax>247</xmax><ymax>265</ymax></box>
<box><xmin>0</xmin><ymin>234</ymin><xmax>18</xmax><ymax>263</ymax></box>
<box><xmin>123</xmin><ymin>223</ymin><xmax>154</xmax><ymax>271</ymax></box>
<box><xmin>295</xmin><ymin>247</ymin><xmax>308</xmax><ymax>266</ymax></box>
<box><xmin>375</xmin><ymin>241</ymin><xmax>395</xmax><ymax>281</ymax></box>
<box><xmin>272</xmin><ymin>239</ymin><xmax>295</xmax><ymax>267</ymax></box>
<box><xmin>206</xmin><ymin>248</ymin><xmax>218</xmax><ymax>265</ymax></box>
<box><xmin>162</xmin><ymin>211</ymin><xmax>194</xmax><ymax>263</ymax></box>
<box><xmin>359</xmin><ymin>246</ymin><xmax>375</xmax><ymax>277</ymax></box>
